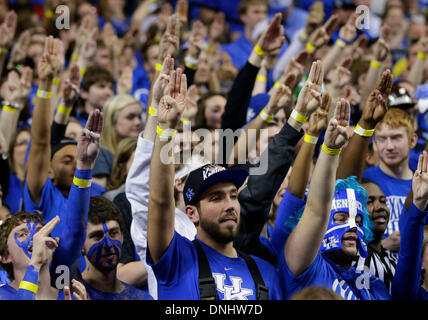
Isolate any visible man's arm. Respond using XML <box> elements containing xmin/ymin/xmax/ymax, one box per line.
<box><xmin>406</xmin><ymin>27</ymin><xmax>428</xmax><ymax>87</ymax></box>
<box><xmin>148</xmin><ymin>69</ymin><xmax>187</xmax><ymax>264</ymax></box>
<box><xmin>26</xmin><ymin>36</ymin><xmax>61</xmax><ymax>205</ymax></box>
<box><xmin>392</xmin><ymin>152</ymin><xmax>428</xmax><ymax>300</ymax></box>
<box><xmin>337</xmin><ymin>69</ymin><xmax>393</xmax><ymax>180</ymax></box>
<box><xmin>285</xmin><ymin>98</ymin><xmax>351</xmax><ymax>276</ymax></box>
<box><xmin>0</xmin><ymin>11</ymin><xmax>17</xmax><ymax>76</ymax></box>
<box><xmin>52</xmin><ymin>110</ymin><xmax>104</xmax><ymax>269</ymax></box>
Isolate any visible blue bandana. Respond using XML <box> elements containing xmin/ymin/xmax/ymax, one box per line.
<box><xmin>321</xmin><ymin>188</ymin><xmax>369</xmax><ymax>258</ymax></box>
<box><xmin>87</xmin><ymin>223</ymin><xmax>122</xmax><ymax>269</ymax></box>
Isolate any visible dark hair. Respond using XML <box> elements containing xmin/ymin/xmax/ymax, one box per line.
<box><xmin>81</xmin><ymin>65</ymin><xmax>115</xmax><ymax>92</ymax></box>
<box><xmin>194</xmin><ymin>92</ymin><xmax>226</xmax><ymax>130</ymax></box>
<box><xmin>89</xmin><ymin>196</ymin><xmax>124</xmax><ymax>232</ymax></box>
<box><xmin>0</xmin><ymin>212</ymin><xmax>43</xmax><ymax>280</ymax></box>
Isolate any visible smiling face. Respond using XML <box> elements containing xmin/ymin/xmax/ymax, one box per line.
<box><xmin>114</xmin><ymin>103</ymin><xmax>143</xmax><ymax>139</ymax></box>
<box><xmin>197</xmin><ymin>182</ymin><xmax>240</xmax><ymax>244</ymax></box>
<box><xmin>363</xmin><ymin>182</ymin><xmax>390</xmax><ymax>237</ymax></box>
<box><xmin>332</xmin><ymin>212</ymin><xmax>363</xmax><ymax>258</ymax></box>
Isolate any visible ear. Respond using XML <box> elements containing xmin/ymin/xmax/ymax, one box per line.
<box><xmin>185</xmin><ymin>205</ymin><xmax>199</xmax><ymax>225</ymax></box>
<box><xmin>48</xmin><ymin>166</ymin><xmax>55</xmax><ymax>181</ymax></box>
<box><xmin>410</xmin><ymin>132</ymin><xmax>418</xmax><ymax>149</ymax></box>
<box><xmin>0</xmin><ymin>254</ymin><xmax>12</xmax><ymax>265</ymax></box>
<box><xmin>174</xmin><ymin>178</ymin><xmax>185</xmax><ymax>193</ymax></box>
<box><xmin>80</xmin><ymin>88</ymin><xmax>88</xmax><ymax>100</ymax></box>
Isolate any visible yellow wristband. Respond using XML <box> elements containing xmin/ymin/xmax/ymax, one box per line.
<box><xmin>79</xmin><ymin>68</ymin><xmax>86</xmax><ymax>76</ymax></box>
<box><xmin>155</xmin><ymin>63</ymin><xmax>162</xmax><ymax>72</ymax></box>
<box><xmin>2</xmin><ymin>105</ymin><xmax>17</xmax><ymax>113</ymax></box>
<box><xmin>321</xmin><ymin>143</ymin><xmax>342</xmax><ymax>155</ymax></box>
<box><xmin>370</xmin><ymin>60</ymin><xmax>382</xmax><ymax>69</ymax></box>
<box><xmin>52</xmin><ymin>77</ymin><xmax>60</xmax><ymax>85</ymax></box>
<box><xmin>273</xmin><ymin>82</ymin><xmax>280</xmax><ymax>88</ymax></box>
<box><xmin>290</xmin><ymin>109</ymin><xmax>308</xmax><ymax>124</ymax></box>
<box><xmin>306</xmin><ymin>43</ymin><xmax>315</xmax><ymax>53</ymax></box>
<box><xmin>256</xmin><ymin>75</ymin><xmax>267</xmax><ymax>82</ymax></box>
<box><xmin>253</xmin><ymin>44</ymin><xmax>266</xmax><ymax>57</ymax></box>
<box><xmin>185</xmin><ymin>61</ymin><xmax>198</xmax><ymax>70</ymax></box>
<box><xmin>72</xmin><ymin>53</ymin><xmax>79</xmax><ymax>61</ymax></box>
<box><xmin>0</xmin><ymin>48</ymin><xmax>8</xmax><ymax>56</ymax></box>
<box><xmin>417</xmin><ymin>51</ymin><xmax>427</xmax><ymax>61</ymax></box>
<box><xmin>354</xmin><ymin>123</ymin><xmax>375</xmax><ymax>137</ymax></box>
<box><xmin>156</xmin><ymin>125</ymin><xmax>176</xmax><ymax>141</ymax></box>
<box><xmin>37</xmin><ymin>89</ymin><xmax>52</xmax><ymax>99</ymax></box>
<box><xmin>260</xmin><ymin>108</ymin><xmax>275</xmax><ymax>123</ymax></box>
<box><xmin>148</xmin><ymin>106</ymin><xmax>158</xmax><ymax>117</ymax></box>
<box><xmin>57</xmin><ymin>105</ymin><xmax>72</xmax><ymax>115</ymax></box>
<box><xmin>303</xmin><ymin>134</ymin><xmax>318</xmax><ymax>145</ymax></box>
<box><xmin>45</xmin><ymin>9</ymin><xmax>54</xmax><ymax>19</ymax></box>
<box><xmin>181</xmin><ymin>118</ymin><xmax>191</xmax><ymax>126</ymax></box>
<box><xmin>335</xmin><ymin>38</ymin><xmax>347</xmax><ymax>48</ymax></box>
<box><xmin>73</xmin><ymin>176</ymin><xmax>92</xmax><ymax>188</ymax></box>
<box><xmin>19</xmin><ymin>281</ymin><xmax>38</xmax><ymax>294</ymax></box>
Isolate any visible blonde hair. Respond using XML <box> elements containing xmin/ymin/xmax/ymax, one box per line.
<box><xmin>375</xmin><ymin>108</ymin><xmax>414</xmax><ymax>139</ymax></box>
<box><xmin>106</xmin><ymin>137</ymin><xmax>137</xmax><ymax>191</ymax></box>
<box><xmin>101</xmin><ymin>93</ymin><xmax>141</xmax><ymax>156</ymax></box>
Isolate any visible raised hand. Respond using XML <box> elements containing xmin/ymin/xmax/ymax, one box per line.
<box><xmin>63</xmin><ymin>64</ymin><xmax>80</xmax><ymax>107</ymax></box>
<box><xmin>152</xmin><ymin>55</ymin><xmax>174</xmax><ymax>104</ymax></box>
<box><xmin>360</xmin><ymin>69</ymin><xmax>393</xmax><ymax>129</ymax></box>
<box><xmin>158</xmin><ymin>68</ymin><xmax>187</xmax><ymax>128</ymax></box>
<box><xmin>159</xmin><ymin>15</ymin><xmax>180</xmax><ymax>60</ymax></box>
<box><xmin>208</xmin><ymin>12</ymin><xmax>225</xmax><ymax>43</ymax></box>
<box><xmin>412</xmin><ymin>151</ymin><xmax>428</xmax><ymax>211</ymax></box>
<box><xmin>323</xmin><ymin>98</ymin><xmax>350</xmax><ymax>149</ymax></box>
<box><xmin>0</xmin><ymin>11</ymin><xmax>17</xmax><ymax>50</ymax></box>
<box><xmin>183</xmin><ymin>84</ymin><xmax>199</xmax><ymax>120</ymax></box>
<box><xmin>294</xmin><ymin>60</ymin><xmax>324</xmax><ymax>117</ymax></box>
<box><xmin>176</xmin><ymin>0</ymin><xmax>188</xmax><ymax>29</ymax></box>
<box><xmin>29</xmin><ymin>216</ymin><xmax>60</xmax><ymax>270</ymax></box>
<box><xmin>117</xmin><ymin>66</ymin><xmax>133</xmax><ymax>94</ymax></box>
<box><xmin>37</xmin><ymin>36</ymin><xmax>61</xmax><ymax>81</ymax></box>
<box><xmin>330</xmin><ymin>56</ymin><xmax>353</xmax><ymax>90</ymax></box>
<box><xmin>77</xmin><ymin>109</ymin><xmax>104</xmax><ymax>168</ymax></box>
<box><xmin>256</xmin><ymin>13</ymin><xmax>285</xmax><ymax>53</ymax></box>
<box><xmin>305</xmin><ymin>2</ymin><xmax>324</xmax><ymax>36</ymax></box>
<box><xmin>308</xmin><ymin>14</ymin><xmax>339</xmax><ymax>49</ymax></box>
<box><xmin>306</xmin><ymin>93</ymin><xmax>331</xmax><ymax>137</ymax></box>
<box><xmin>338</xmin><ymin>14</ymin><xmax>357</xmax><ymax>43</ymax></box>
<box><xmin>64</xmin><ymin>279</ymin><xmax>88</xmax><ymax>300</ymax></box>
<box><xmin>266</xmin><ymin>73</ymin><xmax>295</xmax><ymax>115</ymax></box>
<box><xmin>187</xmin><ymin>20</ymin><xmax>206</xmax><ymax>60</ymax></box>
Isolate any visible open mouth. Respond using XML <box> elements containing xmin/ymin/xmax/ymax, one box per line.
<box><xmin>372</xmin><ymin>212</ymin><xmax>388</xmax><ymax>224</ymax></box>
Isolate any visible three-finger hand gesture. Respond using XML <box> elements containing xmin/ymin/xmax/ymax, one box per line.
<box><xmin>77</xmin><ymin>109</ymin><xmax>104</xmax><ymax>168</ymax></box>
<box><xmin>412</xmin><ymin>151</ymin><xmax>428</xmax><ymax>211</ymax></box>
<box><xmin>323</xmin><ymin>98</ymin><xmax>351</xmax><ymax>150</ymax></box>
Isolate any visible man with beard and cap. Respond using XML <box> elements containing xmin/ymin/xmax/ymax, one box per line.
<box><xmin>280</xmin><ymin>98</ymin><xmax>391</xmax><ymax>300</ymax></box>
<box><xmin>145</xmin><ymin>66</ymin><xmax>284</xmax><ymax>300</ymax></box>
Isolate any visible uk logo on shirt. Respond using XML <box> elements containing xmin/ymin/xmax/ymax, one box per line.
<box><xmin>212</xmin><ymin>273</ymin><xmax>253</xmax><ymax>300</ymax></box>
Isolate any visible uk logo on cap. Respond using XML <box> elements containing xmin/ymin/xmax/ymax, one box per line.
<box><xmin>186</xmin><ymin>188</ymin><xmax>195</xmax><ymax>201</ymax></box>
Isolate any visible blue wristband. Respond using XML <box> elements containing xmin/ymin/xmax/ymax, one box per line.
<box><xmin>338</xmin><ymin>36</ymin><xmax>352</xmax><ymax>45</ymax></box>
<box><xmin>74</xmin><ymin>169</ymin><xmax>92</xmax><ymax>180</ymax></box>
<box><xmin>22</xmin><ymin>264</ymin><xmax>39</xmax><ymax>284</ymax></box>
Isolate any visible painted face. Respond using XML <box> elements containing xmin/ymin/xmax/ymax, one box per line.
<box><xmin>6</xmin><ymin>220</ymin><xmax>42</xmax><ymax>269</ymax></box>
<box><xmin>198</xmin><ymin>182</ymin><xmax>240</xmax><ymax>244</ymax></box>
<box><xmin>204</xmin><ymin>95</ymin><xmax>226</xmax><ymax>129</ymax></box>
<box><xmin>321</xmin><ymin>188</ymin><xmax>368</xmax><ymax>258</ymax></box>
<box><xmin>84</xmin><ymin>221</ymin><xmax>123</xmax><ymax>272</ymax></box>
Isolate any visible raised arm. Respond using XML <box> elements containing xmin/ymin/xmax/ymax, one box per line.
<box><xmin>392</xmin><ymin>151</ymin><xmax>428</xmax><ymax>300</ymax></box>
<box><xmin>52</xmin><ymin>110</ymin><xmax>103</xmax><ymax>269</ymax></box>
<box><xmin>26</xmin><ymin>36</ymin><xmax>61</xmax><ymax>205</ymax></box>
<box><xmin>406</xmin><ymin>27</ymin><xmax>428</xmax><ymax>87</ymax></box>
<box><xmin>148</xmin><ymin>69</ymin><xmax>187</xmax><ymax>264</ymax></box>
<box><xmin>285</xmin><ymin>98</ymin><xmax>351</xmax><ymax>276</ymax></box>
<box><xmin>0</xmin><ymin>11</ymin><xmax>17</xmax><ymax>76</ymax></box>
<box><xmin>337</xmin><ymin>69</ymin><xmax>393</xmax><ymax>181</ymax></box>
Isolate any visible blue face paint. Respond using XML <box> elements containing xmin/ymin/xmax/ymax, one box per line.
<box><xmin>14</xmin><ymin>221</ymin><xmax>38</xmax><ymax>259</ymax></box>
<box><xmin>87</xmin><ymin>223</ymin><xmax>122</xmax><ymax>270</ymax></box>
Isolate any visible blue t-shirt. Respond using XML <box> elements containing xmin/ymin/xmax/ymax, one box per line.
<box><xmin>4</xmin><ymin>171</ymin><xmax>24</xmax><ymax>214</ymax></box>
<box><xmin>147</xmin><ymin>232</ymin><xmax>284</xmax><ymax>300</ymax></box>
<box><xmin>82</xmin><ymin>279</ymin><xmax>152</xmax><ymax>300</ymax></box>
<box><xmin>23</xmin><ymin>178</ymin><xmax>105</xmax><ymax>238</ymax></box>
<box><xmin>362</xmin><ymin>166</ymin><xmax>412</xmax><ymax>238</ymax></box>
<box><xmin>278</xmin><ymin>252</ymin><xmax>391</xmax><ymax>300</ymax></box>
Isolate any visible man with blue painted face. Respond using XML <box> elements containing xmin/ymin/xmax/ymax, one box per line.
<box><xmin>279</xmin><ymin>98</ymin><xmax>391</xmax><ymax>300</ymax></box>
<box><xmin>77</xmin><ymin>196</ymin><xmax>152</xmax><ymax>300</ymax></box>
